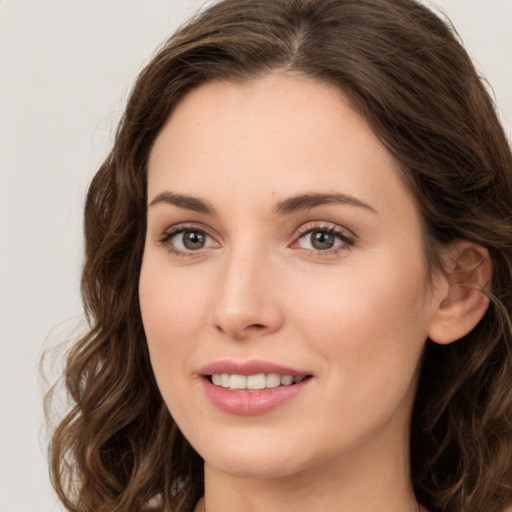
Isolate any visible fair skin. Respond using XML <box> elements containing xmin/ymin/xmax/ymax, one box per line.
<box><xmin>139</xmin><ymin>73</ymin><xmax>490</xmax><ymax>512</ymax></box>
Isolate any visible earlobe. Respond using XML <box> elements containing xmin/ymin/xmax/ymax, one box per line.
<box><xmin>428</xmin><ymin>242</ymin><xmax>493</xmax><ymax>345</ymax></box>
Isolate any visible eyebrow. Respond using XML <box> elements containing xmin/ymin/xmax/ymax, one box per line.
<box><xmin>147</xmin><ymin>191</ymin><xmax>376</xmax><ymax>216</ymax></box>
<box><xmin>148</xmin><ymin>191</ymin><xmax>216</xmax><ymax>215</ymax></box>
<box><xmin>274</xmin><ymin>193</ymin><xmax>377</xmax><ymax>215</ymax></box>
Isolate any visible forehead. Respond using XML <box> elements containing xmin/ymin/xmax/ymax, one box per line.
<box><xmin>147</xmin><ymin>73</ymin><xmax>415</xmax><ymax>223</ymax></box>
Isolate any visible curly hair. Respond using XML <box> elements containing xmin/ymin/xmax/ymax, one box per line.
<box><xmin>45</xmin><ymin>1</ymin><xmax>512</xmax><ymax>511</ymax></box>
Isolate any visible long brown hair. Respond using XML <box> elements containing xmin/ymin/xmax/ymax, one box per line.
<box><xmin>46</xmin><ymin>1</ymin><xmax>512</xmax><ymax>511</ymax></box>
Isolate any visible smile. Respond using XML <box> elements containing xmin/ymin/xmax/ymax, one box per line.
<box><xmin>199</xmin><ymin>361</ymin><xmax>313</xmax><ymax>415</ymax></box>
<box><xmin>210</xmin><ymin>373</ymin><xmax>308</xmax><ymax>391</ymax></box>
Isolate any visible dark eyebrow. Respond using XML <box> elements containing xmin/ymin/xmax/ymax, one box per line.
<box><xmin>148</xmin><ymin>191</ymin><xmax>216</xmax><ymax>215</ymax></box>
<box><xmin>274</xmin><ymin>193</ymin><xmax>377</xmax><ymax>215</ymax></box>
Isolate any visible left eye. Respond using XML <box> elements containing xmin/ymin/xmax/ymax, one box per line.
<box><xmin>296</xmin><ymin>229</ymin><xmax>349</xmax><ymax>251</ymax></box>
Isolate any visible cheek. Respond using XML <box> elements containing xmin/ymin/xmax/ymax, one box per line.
<box><xmin>289</xmin><ymin>262</ymin><xmax>430</xmax><ymax>444</ymax></box>
<box><xmin>139</xmin><ymin>256</ymin><xmax>210</xmax><ymax>381</ymax></box>
<box><xmin>288</xmin><ymin>252</ymin><xmax>431</xmax><ymax>388</ymax></box>
<box><xmin>296</xmin><ymin>256</ymin><xmax>427</xmax><ymax>326</ymax></box>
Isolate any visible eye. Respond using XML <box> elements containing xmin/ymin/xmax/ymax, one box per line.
<box><xmin>292</xmin><ymin>225</ymin><xmax>355</xmax><ymax>254</ymax></box>
<box><xmin>159</xmin><ymin>226</ymin><xmax>219</xmax><ymax>254</ymax></box>
<box><xmin>302</xmin><ymin>230</ymin><xmax>339</xmax><ymax>250</ymax></box>
<box><xmin>176</xmin><ymin>230</ymin><xmax>210</xmax><ymax>250</ymax></box>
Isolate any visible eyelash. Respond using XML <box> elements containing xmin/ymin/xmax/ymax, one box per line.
<box><xmin>158</xmin><ymin>222</ymin><xmax>355</xmax><ymax>258</ymax></box>
<box><xmin>292</xmin><ymin>223</ymin><xmax>355</xmax><ymax>257</ymax></box>
<box><xmin>158</xmin><ymin>223</ymin><xmax>217</xmax><ymax>257</ymax></box>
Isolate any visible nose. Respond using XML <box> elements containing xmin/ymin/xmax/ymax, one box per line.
<box><xmin>209</xmin><ymin>246</ymin><xmax>284</xmax><ymax>340</ymax></box>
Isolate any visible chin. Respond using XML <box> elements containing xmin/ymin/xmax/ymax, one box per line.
<box><xmin>193</xmin><ymin>429</ymin><xmax>329</xmax><ymax>481</ymax></box>
<box><xmin>205</xmin><ymin>453</ymin><xmax>305</xmax><ymax>480</ymax></box>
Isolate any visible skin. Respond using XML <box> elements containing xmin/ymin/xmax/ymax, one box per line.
<box><xmin>139</xmin><ymin>73</ymin><xmax>450</xmax><ymax>512</ymax></box>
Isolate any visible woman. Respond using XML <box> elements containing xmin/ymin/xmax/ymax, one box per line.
<box><xmin>46</xmin><ymin>0</ymin><xmax>512</xmax><ymax>511</ymax></box>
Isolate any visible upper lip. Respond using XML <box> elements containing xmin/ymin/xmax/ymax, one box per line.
<box><xmin>199</xmin><ymin>359</ymin><xmax>311</xmax><ymax>377</ymax></box>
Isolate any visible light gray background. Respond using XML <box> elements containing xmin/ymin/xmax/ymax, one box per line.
<box><xmin>1</xmin><ymin>1</ymin><xmax>511</xmax><ymax>511</ymax></box>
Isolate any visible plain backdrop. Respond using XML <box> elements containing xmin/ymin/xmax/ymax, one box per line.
<box><xmin>0</xmin><ymin>1</ymin><xmax>511</xmax><ymax>511</ymax></box>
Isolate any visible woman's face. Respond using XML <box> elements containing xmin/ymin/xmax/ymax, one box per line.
<box><xmin>139</xmin><ymin>74</ymin><xmax>445</xmax><ymax>479</ymax></box>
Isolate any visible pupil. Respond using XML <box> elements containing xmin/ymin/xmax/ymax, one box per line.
<box><xmin>311</xmin><ymin>230</ymin><xmax>334</xmax><ymax>250</ymax></box>
<box><xmin>183</xmin><ymin>231</ymin><xmax>205</xmax><ymax>250</ymax></box>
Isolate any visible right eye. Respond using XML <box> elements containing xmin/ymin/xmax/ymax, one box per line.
<box><xmin>160</xmin><ymin>227</ymin><xmax>219</xmax><ymax>255</ymax></box>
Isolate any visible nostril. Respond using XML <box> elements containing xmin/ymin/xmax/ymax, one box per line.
<box><xmin>246</xmin><ymin>323</ymin><xmax>265</xmax><ymax>330</ymax></box>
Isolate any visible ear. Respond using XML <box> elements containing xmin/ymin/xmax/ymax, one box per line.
<box><xmin>428</xmin><ymin>241</ymin><xmax>493</xmax><ymax>345</ymax></box>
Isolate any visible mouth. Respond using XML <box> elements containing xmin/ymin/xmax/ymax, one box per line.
<box><xmin>206</xmin><ymin>373</ymin><xmax>312</xmax><ymax>392</ymax></box>
<box><xmin>199</xmin><ymin>360</ymin><xmax>313</xmax><ymax>414</ymax></box>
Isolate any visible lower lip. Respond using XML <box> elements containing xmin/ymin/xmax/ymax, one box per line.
<box><xmin>201</xmin><ymin>378</ymin><xmax>311</xmax><ymax>415</ymax></box>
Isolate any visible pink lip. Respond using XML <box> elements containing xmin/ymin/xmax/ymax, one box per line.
<box><xmin>199</xmin><ymin>359</ymin><xmax>309</xmax><ymax>377</ymax></box>
<box><xmin>198</xmin><ymin>359</ymin><xmax>313</xmax><ymax>416</ymax></box>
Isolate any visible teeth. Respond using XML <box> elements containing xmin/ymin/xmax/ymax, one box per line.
<box><xmin>266</xmin><ymin>373</ymin><xmax>281</xmax><ymax>388</ymax></box>
<box><xmin>247</xmin><ymin>373</ymin><xmax>266</xmax><ymax>389</ymax></box>
<box><xmin>221</xmin><ymin>373</ymin><xmax>230</xmax><ymax>387</ymax></box>
<box><xmin>210</xmin><ymin>373</ymin><xmax>307</xmax><ymax>391</ymax></box>
<box><xmin>229</xmin><ymin>374</ymin><xmax>247</xmax><ymax>390</ymax></box>
<box><xmin>280</xmin><ymin>375</ymin><xmax>294</xmax><ymax>385</ymax></box>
